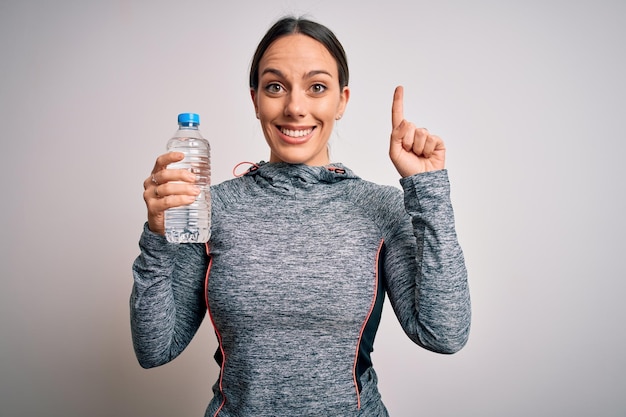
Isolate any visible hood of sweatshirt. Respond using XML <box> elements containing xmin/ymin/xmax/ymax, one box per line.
<box><xmin>242</xmin><ymin>161</ymin><xmax>360</xmax><ymax>192</ymax></box>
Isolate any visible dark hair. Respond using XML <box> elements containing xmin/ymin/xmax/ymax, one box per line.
<box><xmin>249</xmin><ymin>16</ymin><xmax>349</xmax><ymax>91</ymax></box>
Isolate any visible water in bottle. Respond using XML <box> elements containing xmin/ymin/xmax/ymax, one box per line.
<box><xmin>164</xmin><ymin>113</ymin><xmax>211</xmax><ymax>243</ymax></box>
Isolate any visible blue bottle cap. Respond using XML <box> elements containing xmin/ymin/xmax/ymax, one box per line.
<box><xmin>178</xmin><ymin>113</ymin><xmax>200</xmax><ymax>125</ymax></box>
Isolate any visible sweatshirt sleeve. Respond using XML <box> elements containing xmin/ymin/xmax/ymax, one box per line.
<box><xmin>130</xmin><ymin>223</ymin><xmax>209</xmax><ymax>368</ymax></box>
<box><xmin>383</xmin><ymin>169</ymin><xmax>471</xmax><ymax>354</ymax></box>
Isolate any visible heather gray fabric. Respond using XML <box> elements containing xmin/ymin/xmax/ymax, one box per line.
<box><xmin>131</xmin><ymin>162</ymin><xmax>471</xmax><ymax>417</ymax></box>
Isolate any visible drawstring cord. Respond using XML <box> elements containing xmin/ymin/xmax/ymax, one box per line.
<box><xmin>232</xmin><ymin>161</ymin><xmax>260</xmax><ymax>177</ymax></box>
<box><xmin>325</xmin><ymin>166</ymin><xmax>346</xmax><ymax>175</ymax></box>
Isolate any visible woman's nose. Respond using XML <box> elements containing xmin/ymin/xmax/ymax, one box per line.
<box><xmin>284</xmin><ymin>91</ymin><xmax>306</xmax><ymax>118</ymax></box>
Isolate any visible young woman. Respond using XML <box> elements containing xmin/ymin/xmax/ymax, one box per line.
<box><xmin>131</xmin><ymin>16</ymin><xmax>471</xmax><ymax>417</ymax></box>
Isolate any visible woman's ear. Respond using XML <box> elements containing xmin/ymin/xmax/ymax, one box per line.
<box><xmin>337</xmin><ymin>86</ymin><xmax>350</xmax><ymax>119</ymax></box>
<box><xmin>250</xmin><ymin>89</ymin><xmax>259</xmax><ymax>118</ymax></box>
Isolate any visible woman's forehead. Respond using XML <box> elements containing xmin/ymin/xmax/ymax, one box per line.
<box><xmin>259</xmin><ymin>34</ymin><xmax>337</xmax><ymax>75</ymax></box>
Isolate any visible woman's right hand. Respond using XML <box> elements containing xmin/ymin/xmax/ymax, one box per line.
<box><xmin>143</xmin><ymin>152</ymin><xmax>200</xmax><ymax>235</ymax></box>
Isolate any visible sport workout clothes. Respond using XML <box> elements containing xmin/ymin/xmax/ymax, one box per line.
<box><xmin>131</xmin><ymin>162</ymin><xmax>471</xmax><ymax>417</ymax></box>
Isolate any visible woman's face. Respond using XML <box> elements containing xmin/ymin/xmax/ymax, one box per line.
<box><xmin>251</xmin><ymin>34</ymin><xmax>350</xmax><ymax>166</ymax></box>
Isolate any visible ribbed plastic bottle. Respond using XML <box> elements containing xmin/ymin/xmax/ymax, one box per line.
<box><xmin>164</xmin><ymin>113</ymin><xmax>211</xmax><ymax>243</ymax></box>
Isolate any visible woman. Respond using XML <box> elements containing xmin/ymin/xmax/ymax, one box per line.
<box><xmin>131</xmin><ymin>16</ymin><xmax>471</xmax><ymax>417</ymax></box>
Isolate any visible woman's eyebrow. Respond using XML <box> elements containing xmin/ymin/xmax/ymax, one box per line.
<box><xmin>260</xmin><ymin>68</ymin><xmax>333</xmax><ymax>79</ymax></box>
<box><xmin>260</xmin><ymin>68</ymin><xmax>284</xmax><ymax>78</ymax></box>
<box><xmin>304</xmin><ymin>70</ymin><xmax>332</xmax><ymax>78</ymax></box>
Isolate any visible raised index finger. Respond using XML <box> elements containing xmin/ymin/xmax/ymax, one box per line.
<box><xmin>392</xmin><ymin>85</ymin><xmax>404</xmax><ymax>129</ymax></box>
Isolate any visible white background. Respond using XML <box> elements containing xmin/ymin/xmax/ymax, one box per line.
<box><xmin>1</xmin><ymin>1</ymin><xmax>625</xmax><ymax>416</ymax></box>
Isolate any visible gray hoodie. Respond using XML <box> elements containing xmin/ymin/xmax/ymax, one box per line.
<box><xmin>131</xmin><ymin>162</ymin><xmax>471</xmax><ymax>417</ymax></box>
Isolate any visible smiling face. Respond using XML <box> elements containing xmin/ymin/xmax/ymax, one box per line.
<box><xmin>251</xmin><ymin>34</ymin><xmax>350</xmax><ymax>166</ymax></box>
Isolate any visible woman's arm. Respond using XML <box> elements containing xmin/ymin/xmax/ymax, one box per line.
<box><xmin>130</xmin><ymin>224</ymin><xmax>208</xmax><ymax>368</ymax></box>
<box><xmin>383</xmin><ymin>169</ymin><xmax>471</xmax><ymax>353</ymax></box>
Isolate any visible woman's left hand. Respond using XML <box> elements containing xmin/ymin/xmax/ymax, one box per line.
<box><xmin>389</xmin><ymin>85</ymin><xmax>446</xmax><ymax>177</ymax></box>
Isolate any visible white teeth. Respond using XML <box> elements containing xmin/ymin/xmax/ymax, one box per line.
<box><xmin>281</xmin><ymin>127</ymin><xmax>313</xmax><ymax>138</ymax></box>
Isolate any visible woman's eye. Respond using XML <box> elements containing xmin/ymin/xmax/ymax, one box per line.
<box><xmin>311</xmin><ymin>84</ymin><xmax>327</xmax><ymax>94</ymax></box>
<box><xmin>265</xmin><ymin>83</ymin><xmax>283</xmax><ymax>94</ymax></box>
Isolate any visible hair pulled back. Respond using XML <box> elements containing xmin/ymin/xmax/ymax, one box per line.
<box><xmin>249</xmin><ymin>16</ymin><xmax>349</xmax><ymax>91</ymax></box>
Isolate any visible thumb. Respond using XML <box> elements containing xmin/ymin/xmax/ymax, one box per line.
<box><xmin>391</xmin><ymin>85</ymin><xmax>404</xmax><ymax>129</ymax></box>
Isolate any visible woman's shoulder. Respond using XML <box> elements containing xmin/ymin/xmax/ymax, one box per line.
<box><xmin>346</xmin><ymin>177</ymin><xmax>403</xmax><ymax>204</ymax></box>
<box><xmin>209</xmin><ymin>175</ymin><xmax>252</xmax><ymax>206</ymax></box>
<box><xmin>340</xmin><ymin>177</ymin><xmax>406</xmax><ymax>226</ymax></box>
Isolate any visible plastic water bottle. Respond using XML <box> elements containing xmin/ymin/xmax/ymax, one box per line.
<box><xmin>164</xmin><ymin>113</ymin><xmax>211</xmax><ymax>243</ymax></box>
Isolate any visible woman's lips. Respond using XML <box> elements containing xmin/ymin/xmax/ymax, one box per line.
<box><xmin>277</xmin><ymin>126</ymin><xmax>315</xmax><ymax>144</ymax></box>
